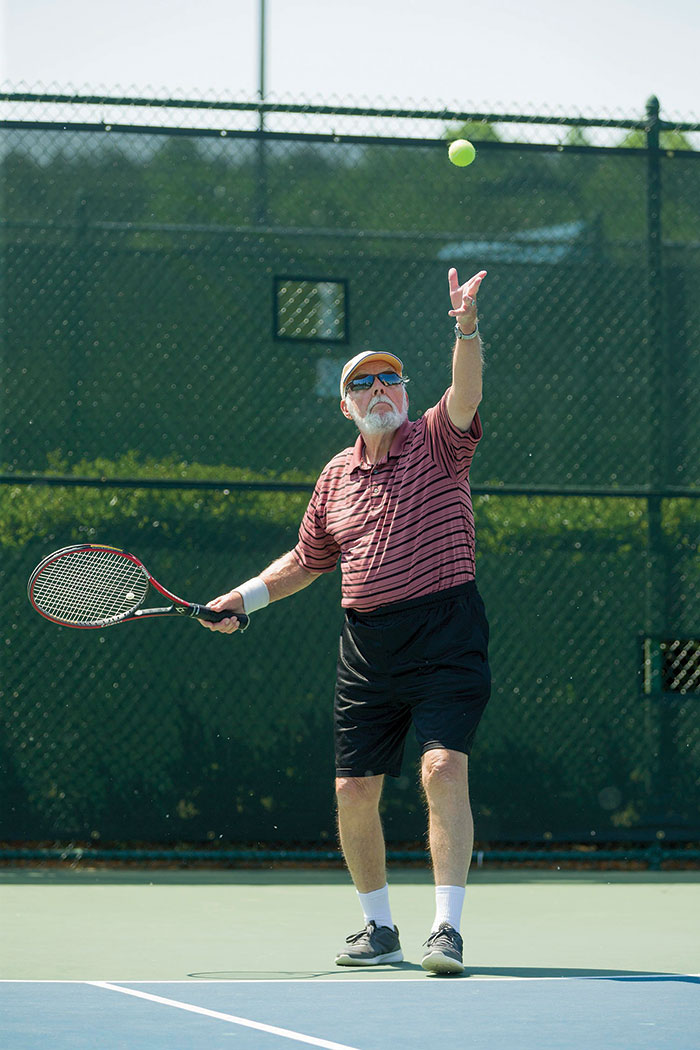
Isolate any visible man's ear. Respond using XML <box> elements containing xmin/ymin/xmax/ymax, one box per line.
<box><xmin>340</xmin><ymin>397</ymin><xmax>353</xmax><ymax>421</ymax></box>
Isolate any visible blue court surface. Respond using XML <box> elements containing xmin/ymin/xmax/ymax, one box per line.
<box><xmin>3</xmin><ymin>975</ymin><xmax>699</xmax><ymax>1050</ymax></box>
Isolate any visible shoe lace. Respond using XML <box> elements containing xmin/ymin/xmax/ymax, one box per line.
<box><xmin>423</xmin><ymin>922</ymin><xmax>459</xmax><ymax>948</ymax></box>
<box><xmin>345</xmin><ymin>922</ymin><xmax>376</xmax><ymax>944</ymax></box>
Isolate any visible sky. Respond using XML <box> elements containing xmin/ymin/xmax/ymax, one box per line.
<box><xmin>1</xmin><ymin>0</ymin><xmax>698</xmax><ymax>121</ymax></box>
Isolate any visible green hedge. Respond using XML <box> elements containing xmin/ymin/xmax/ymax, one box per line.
<box><xmin>4</xmin><ymin>450</ymin><xmax>698</xmax><ymax>551</ymax></box>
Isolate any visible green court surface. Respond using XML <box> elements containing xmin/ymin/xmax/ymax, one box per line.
<box><xmin>2</xmin><ymin>867</ymin><xmax>698</xmax><ymax>981</ymax></box>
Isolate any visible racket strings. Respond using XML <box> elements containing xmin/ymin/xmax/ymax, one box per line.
<box><xmin>32</xmin><ymin>549</ymin><xmax>149</xmax><ymax>625</ymax></box>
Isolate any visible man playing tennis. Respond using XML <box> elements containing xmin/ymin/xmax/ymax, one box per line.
<box><xmin>202</xmin><ymin>266</ymin><xmax>491</xmax><ymax>975</ymax></box>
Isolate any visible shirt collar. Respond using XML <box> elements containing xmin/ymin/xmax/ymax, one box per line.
<box><xmin>348</xmin><ymin>418</ymin><xmax>412</xmax><ymax>473</ymax></box>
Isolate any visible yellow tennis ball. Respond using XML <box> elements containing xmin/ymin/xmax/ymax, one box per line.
<box><xmin>448</xmin><ymin>139</ymin><xmax>476</xmax><ymax>167</ymax></box>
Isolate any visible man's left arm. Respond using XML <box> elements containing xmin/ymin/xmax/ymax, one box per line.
<box><xmin>446</xmin><ymin>267</ymin><xmax>487</xmax><ymax>432</ymax></box>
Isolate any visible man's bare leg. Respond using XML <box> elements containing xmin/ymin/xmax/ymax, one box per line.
<box><xmin>420</xmin><ymin>748</ymin><xmax>472</xmax><ymax>973</ymax></box>
<box><xmin>335</xmin><ymin>774</ymin><xmax>386</xmax><ymax>892</ymax></box>
<box><xmin>334</xmin><ymin>774</ymin><xmax>403</xmax><ymax>965</ymax></box>
<box><xmin>421</xmin><ymin>749</ymin><xmax>473</xmax><ymax>887</ymax></box>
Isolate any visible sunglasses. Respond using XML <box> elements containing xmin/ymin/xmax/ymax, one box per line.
<box><xmin>345</xmin><ymin>371</ymin><xmax>409</xmax><ymax>393</ymax></box>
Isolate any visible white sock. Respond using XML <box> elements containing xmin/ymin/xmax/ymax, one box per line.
<box><xmin>431</xmin><ymin>885</ymin><xmax>466</xmax><ymax>933</ymax></box>
<box><xmin>357</xmin><ymin>884</ymin><xmax>394</xmax><ymax>930</ymax></box>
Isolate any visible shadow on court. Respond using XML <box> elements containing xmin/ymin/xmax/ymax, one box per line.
<box><xmin>188</xmin><ymin>965</ymin><xmax>698</xmax><ymax>982</ymax></box>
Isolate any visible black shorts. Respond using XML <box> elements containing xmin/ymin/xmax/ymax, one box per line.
<box><xmin>334</xmin><ymin>582</ymin><xmax>491</xmax><ymax>778</ymax></box>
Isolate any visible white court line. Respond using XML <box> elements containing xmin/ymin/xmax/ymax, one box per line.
<box><xmin>89</xmin><ymin>981</ymin><xmax>363</xmax><ymax>1050</ymax></box>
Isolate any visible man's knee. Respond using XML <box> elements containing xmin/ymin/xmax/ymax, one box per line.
<box><xmin>421</xmin><ymin>749</ymin><xmax>468</xmax><ymax>797</ymax></box>
<box><xmin>335</xmin><ymin>774</ymin><xmax>383</xmax><ymax>811</ymax></box>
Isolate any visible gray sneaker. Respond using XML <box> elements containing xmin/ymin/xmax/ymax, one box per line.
<box><xmin>335</xmin><ymin>921</ymin><xmax>403</xmax><ymax>966</ymax></box>
<box><xmin>421</xmin><ymin>922</ymin><xmax>464</xmax><ymax>974</ymax></box>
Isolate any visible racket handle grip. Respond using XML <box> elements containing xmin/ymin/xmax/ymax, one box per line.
<box><xmin>194</xmin><ymin>605</ymin><xmax>249</xmax><ymax>630</ymax></box>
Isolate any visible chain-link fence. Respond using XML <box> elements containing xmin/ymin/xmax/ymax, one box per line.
<box><xmin>1</xmin><ymin>91</ymin><xmax>699</xmax><ymax>858</ymax></box>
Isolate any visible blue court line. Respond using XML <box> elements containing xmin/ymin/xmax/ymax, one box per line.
<box><xmin>2</xmin><ymin>977</ymin><xmax>699</xmax><ymax>1050</ymax></box>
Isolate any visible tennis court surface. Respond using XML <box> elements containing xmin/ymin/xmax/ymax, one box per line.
<box><xmin>2</xmin><ymin>868</ymin><xmax>698</xmax><ymax>1049</ymax></box>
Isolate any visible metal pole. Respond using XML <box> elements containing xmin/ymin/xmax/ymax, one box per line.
<box><xmin>259</xmin><ymin>0</ymin><xmax>266</xmax><ymax>104</ymax></box>
<box><xmin>255</xmin><ymin>0</ymin><xmax>268</xmax><ymax>224</ymax></box>
<box><xmin>645</xmin><ymin>96</ymin><xmax>670</xmax><ymax>496</ymax></box>
<box><xmin>643</xmin><ymin>95</ymin><xmax>672</xmax><ymax>831</ymax></box>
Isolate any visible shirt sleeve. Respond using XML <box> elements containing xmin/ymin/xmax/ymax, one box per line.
<box><xmin>292</xmin><ymin>480</ymin><xmax>341</xmax><ymax>574</ymax></box>
<box><xmin>422</xmin><ymin>391</ymin><xmax>483</xmax><ymax>481</ymax></box>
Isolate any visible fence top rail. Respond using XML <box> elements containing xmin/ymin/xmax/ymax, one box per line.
<box><xmin>1</xmin><ymin>474</ymin><xmax>698</xmax><ymax>499</ymax></box>
<box><xmin>2</xmin><ymin>91</ymin><xmax>699</xmax><ymax>132</ymax></box>
<box><xmin>5</xmin><ymin>120</ymin><xmax>700</xmax><ymax>159</ymax></box>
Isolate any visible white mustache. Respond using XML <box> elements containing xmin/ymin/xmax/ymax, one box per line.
<box><xmin>368</xmin><ymin>394</ymin><xmax>394</xmax><ymax>409</ymax></box>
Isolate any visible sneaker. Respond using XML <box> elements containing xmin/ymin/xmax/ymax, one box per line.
<box><xmin>335</xmin><ymin>921</ymin><xmax>403</xmax><ymax>966</ymax></box>
<box><xmin>421</xmin><ymin>922</ymin><xmax>464</xmax><ymax>974</ymax></box>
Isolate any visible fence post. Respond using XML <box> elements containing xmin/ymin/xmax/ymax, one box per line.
<box><xmin>255</xmin><ymin>0</ymin><xmax>268</xmax><ymax>225</ymax></box>
<box><xmin>643</xmin><ymin>96</ymin><xmax>672</xmax><ymax>832</ymax></box>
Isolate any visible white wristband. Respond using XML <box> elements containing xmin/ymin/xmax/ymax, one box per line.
<box><xmin>454</xmin><ymin>321</ymin><xmax>479</xmax><ymax>341</ymax></box>
<box><xmin>236</xmin><ymin>576</ymin><xmax>270</xmax><ymax>614</ymax></box>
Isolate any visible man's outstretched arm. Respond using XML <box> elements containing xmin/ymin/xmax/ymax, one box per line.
<box><xmin>446</xmin><ymin>267</ymin><xmax>487</xmax><ymax>432</ymax></box>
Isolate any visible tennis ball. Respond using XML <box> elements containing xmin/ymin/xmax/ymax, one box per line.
<box><xmin>448</xmin><ymin>139</ymin><xmax>476</xmax><ymax>167</ymax></box>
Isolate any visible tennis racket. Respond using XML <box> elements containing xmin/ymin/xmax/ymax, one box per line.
<box><xmin>27</xmin><ymin>544</ymin><xmax>249</xmax><ymax>631</ymax></box>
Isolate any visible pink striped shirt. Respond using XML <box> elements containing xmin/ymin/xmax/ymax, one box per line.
<box><xmin>292</xmin><ymin>392</ymin><xmax>482</xmax><ymax>612</ymax></box>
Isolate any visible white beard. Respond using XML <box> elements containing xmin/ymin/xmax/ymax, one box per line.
<box><xmin>345</xmin><ymin>392</ymin><xmax>408</xmax><ymax>435</ymax></box>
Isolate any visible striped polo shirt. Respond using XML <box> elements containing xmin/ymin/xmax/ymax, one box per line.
<box><xmin>292</xmin><ymin>391</ymin><xmax>482</xmax><ymax>611</ymax></box>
